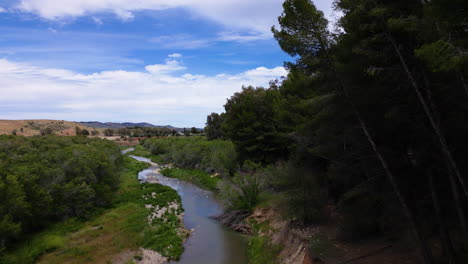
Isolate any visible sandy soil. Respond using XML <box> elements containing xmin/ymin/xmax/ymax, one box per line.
<box><xmin>138</xmin><ymin>248</ymin><xmax>168</xmax><ymax>264</ymax></box>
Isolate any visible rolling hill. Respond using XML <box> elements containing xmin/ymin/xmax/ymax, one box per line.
<box><xmin>79</xmin><ymin>121</ymin><xmax>183</xmax><ymax>131</ymax></box>
<box><xmin>0</xmin><ymin>120</ymin><xmax>98</xmax><ymax>136</ymax></box>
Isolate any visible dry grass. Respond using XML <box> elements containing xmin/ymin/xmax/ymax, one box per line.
<box><xmin>0</xmin><ymin>119</ymin><xmax>101</xmax><ymax>136</ymax></box>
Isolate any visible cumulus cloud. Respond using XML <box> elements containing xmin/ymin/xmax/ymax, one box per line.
<box><xmin>14</xmin><ymin>0</ymin><xmax>287</xmax><ymax>35</ymax></box>
<box><xmin>0</xmin><ymin>56</ymin><xmax>287</xmax><ymax>126</ymax></box>
<box><xmin>145</xmin><ymin>59</ymin><xmax>186</xmax><ymax>74</ymax></box>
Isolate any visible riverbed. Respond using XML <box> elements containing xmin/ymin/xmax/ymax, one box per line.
<box><xmin>128</xmin><ymin>154</ymin><xmax>249</xmax><ymax>264</ymax></box>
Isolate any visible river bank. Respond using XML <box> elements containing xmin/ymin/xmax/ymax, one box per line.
<box><xmin>131</xmin><ymin>140</ymin><xmax>422</xmax><ymax>264</ymax></box>
<box><xmin>128</xmin><ymin>151</ymin><xmax>249</xmax><ymax>264</ymax></box>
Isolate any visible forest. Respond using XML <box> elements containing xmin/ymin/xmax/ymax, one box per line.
<box><xmin>203</xmin><ymin>0</ymin><xmax>467</xmax><ymax>263</ymax></box>
<box><xmin>0</xmin><ymin>136</ymin><xmax>123</xmax><ymax>255</ymax></box>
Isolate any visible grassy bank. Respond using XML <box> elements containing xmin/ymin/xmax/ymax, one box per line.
<box><xmin>160</xmin><ymin>167</ymin><xmax>220</xmax><ymax>192</ymax></box>
<box><xmin>1</xmin><ymin>156</ymin><xmax>187</xmax><ymax>264</ymax></box>
<box><xmin>125</xmin><ymin>144</ymin><xmax>164</xmax><ymax>164</ymax></box>
<box><xmin>247</xmin><ymin>236</ymin><xmax>282</xmax><ymax>264</ymax></box>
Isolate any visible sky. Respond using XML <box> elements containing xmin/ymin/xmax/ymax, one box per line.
<box><xmin>0</xmin><ymin>0</ymin><xmax>336</xmax><ymax>127</ymax></box>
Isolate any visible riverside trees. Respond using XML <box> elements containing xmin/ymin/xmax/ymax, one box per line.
<box><xmin>0</xmin><ymin>136</ymin><xmax>122</xmax><ymax>252</ymax></box>
<box><xmin>207</xmin><ymin>0</ymin><xmax>467</xmax><ymax>262</ymax></box>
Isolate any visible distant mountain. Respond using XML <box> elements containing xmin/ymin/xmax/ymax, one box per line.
<box><xmin>78</xmin><ymin>121</ymin><xmax>184</xmax><ymax>131</ymax></box>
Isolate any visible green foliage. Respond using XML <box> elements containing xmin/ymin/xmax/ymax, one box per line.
<box><xmin>205</xmin><ymin>112</ymin><xmax>225</xmax><ymax>140</ymax></box>
<box><xmin>160</xmin><ymin>168</ymin><xmax>219</xmax><ymax>191</ymax></box>
<box><xmin>1</xmin><ymin>155</ymin><xmax>186</xmax><ymax>263</ymax></box>
<box><xmin>415</xmin><ymin>40</ymin><xmax>465</xmax><ymax>72</ymax></box>
<box><xmin>141</xmin><ymin>137</ymin><xmax>237</xmax><ymax>176</ymax></box>
<box><xmin>103</xmin><ymin>128</ymin><xmax>114</xmax><ymax>136</ymax></box>
<box><xmin>0</xmin><ymin>219</ymin><xmax>83</xmax><ymax>264</ymax></box>
<box><xmin>247</xmin><ymin>236</ymin><xmax>281</xmax><ymax>264</ymax></box>
<box><xmin>202</xmin><ymin>0</ymin><xmax>468</xmax><ymax>261</ymax></box>
<box><xmin>138</xmin><ymin>183</ymin><xmax>185</xmax><ymax>259</ymax></box>
<box><xmin>220</xmin><ymin>161</ymin><xmax>263</xmax><ymax>212</ymax></box>
<box><xmin>116</xmin><ymin>126</ymin><xmax>174</xmax><ymax>137</ymax></box>
<box><xmin>0</xmin><ymin>135</ymin><xmax>122</xmax><ymax>252</ymax></box>
<box><xmin>222</xmin><ymin>86</ymin><xmax>290</xmax><ymax>164</ymax></box>
<box><xmin>125</xmin><ymin>145</ymin><xmax>164</xmax><ymax>164</ymax></box>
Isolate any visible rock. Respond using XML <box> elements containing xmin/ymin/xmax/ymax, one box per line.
<box><xmin>204</xmin><ymin>167</ymin><xmax>215</xmax><ymax>173</ymax></box>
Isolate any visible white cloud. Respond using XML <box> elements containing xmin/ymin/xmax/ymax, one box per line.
<box><xmin>217</xmin><ymin>31</ymin><xmax>271</xmax><ymax>43</ymax></box>
<box><xmin>14</xmin><ymin>0</ymin><xmax>287</xmax><ymax>35</ymax></box>
<box><xmin>145</xmin><ymin>58</ymin><xmax>186</xmax><ymax>74</ymax></box>
<box><xmin>149</xmin><ymin>34</ymin><xmax>211</xmax><ymax>49</ymax></box>
<box><xmin>168</xmin><ymin>53</ymin><xmax>182</xmax><ymax>58</ymax></box>
<box><xmin>92</xmin><ymin>16</ymin><xmax>103</xmax><ymax>25</ymax></box>
<box><xmin>0</xmin><ymin>57</ymin><xmax>287</xmax><ymax>127</ymax></box>
<box><xmin>0</xmin><ymin>7</ymin><xmax>7</xmax><ymax>13</ymax></box>
<box><xmin>14</xmin><ymin>0</ymin><xmax>340</xmax><ymax>37</ymax></box>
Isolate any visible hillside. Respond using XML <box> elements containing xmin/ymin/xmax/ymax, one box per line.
<box><xmin>0</xmin><ymin>120</ymin><xmax>98</xmax><ymax>136</ymax></box>
<box><xmin>79</xmin><ymin>121</ymin><xmax>183</xmax><ymax>131</ymax></box>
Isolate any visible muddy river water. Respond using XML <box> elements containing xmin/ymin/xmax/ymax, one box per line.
<box><xmin>128</xmin><ymin>154</ymin><xmax>249</xmax><ymax>264</ymax></box>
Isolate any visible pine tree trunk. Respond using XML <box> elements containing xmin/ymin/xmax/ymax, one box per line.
<box><xmin>459</xmin><ymin>72</ymin><xmax>468</xmax><ymax>98</ymax></box>
<box><xmin>446</xmin><ymin>160</ymin><xmax>468</xmax><ymax>239</ymax></box>
<box><xmin>384</xmin><ymin>31</ymin><xmax>468</xmax><ymax>199</ymax></box>
<box><xmin>350</xmin><ymin>102</ymin><xmax>434</xmax><ymax>264</ymax></box>
<box><xmin>325</xmin><ymin>52</ymin><xmax>435</xmax><ymax>264</ymax></box>
<box><xmin>422</xmin><ymin>72</ymin><xmax>468</xmax><ymax>238</ymax></box>
<box><xmin>429</xmin><ymin>171</ymin><xmax>455</xmax><ymax>263</ymax></box>
<box><xmin>311</xmin><ymin>22</ymin><xmax>434</xmax><ymax>264</ymax></box>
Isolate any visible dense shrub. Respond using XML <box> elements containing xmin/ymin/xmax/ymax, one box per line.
<box><xmin>0</xmin><ymin>135</ymin><xmax>123</xmax><ymax>250</ymax></box>
<box><xmin>220</xmin><ymin>161</ymin><xmax>264</xmax><ymax>212</ymax></box>
<box><xmin>141</xmin><ymin>137</ymin><xmax>237</xmax><ymax>175</ymax></box>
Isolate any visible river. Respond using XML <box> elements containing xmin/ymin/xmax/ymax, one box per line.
<box><xmin>127</xmin><ymin>152</ymin><xmax>249</xmax><ymax>264</ymax></box>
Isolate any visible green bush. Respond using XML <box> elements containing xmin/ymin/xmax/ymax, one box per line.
<box><xmin>265</xmin><ymin>161</ymin><xmax>327</xmax><ymax>224</ymax></box>
<box><xmin>141</xmin><ymin>137</ymin><xmax>237</xmax><ymax>175</ymax></box>
<box><xmin>247</xmin><ymin>236</ymin><xmax>281</xmax><ymax>264</ymax></box>
<box><xmin>220</xmin><ymin>161</ymin><xmax>263</xmax><ymax>212</ymax></box>
<box><xmin>0</xmin><ymin>135</ymin><xmax>123</xmax><ymax>251</ymax></box>
<box><xmin>160</xmin><ymin>168</ymin><xmax>219</xmax><ymax>191</ymax></box>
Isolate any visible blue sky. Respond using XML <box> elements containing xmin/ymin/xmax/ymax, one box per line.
<box><xmin>0</xmin><ymin>0</ymin><xmax>335</xmax><ymax>127</ymax></box>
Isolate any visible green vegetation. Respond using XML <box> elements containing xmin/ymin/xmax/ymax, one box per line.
<box><xmin>138</xmin><ymin>182</ymin><xmax>186</xmax><ymax>259</ymax></box>
<box><xmin>202</xmin><ymin>0</ymin><xmax>468</xmax><ymax>262</ymax></box>
<box><xmin>125</xmin><ymin>144</ymin><xmax>164</xmax><ymax>164</ymax></box>
<box><xmin>0</xmin><ymin>135</ymin><xmax>122</xmax><ymax>253</ymax></box>
<box><xmin>115</xmin><ymin>127</ymin><xmax>177</xmax><ymax>137</ymax></box>
<box><xmin>0</xmin><ymin>219</ymin><xmax>82</xmax><ymax>264</ymax></box>
<box><xmin>2</xmin><ymin>0</ymin><xmax>466</xmax><ymax>262</ymax></box>
<box><xmin>1</xmin><ymin>138</ymin><xmax>186</xmax><ymax>263</ymax></box>
<box><xmin>205</xmin><ymin>113</ymin><xmax>225</xmax><ymax>140</ymax></box>
<box><xmin>219</xmin><ymin>161</ymin><xmax>264</xmax><ymax>212</ymax></box>
<box><xmin>24</xmin><ymin>121</ymin><xmax>69</xmax><ymax>135</ymax></box>
<box><xmin>160</xmin><ymin>167</ymin><xmax>219</xmax><ymax>191</ymax></box>
<box><xmin>247</xmin><ymin>236</ymin><xmax>281</xmax><ymax>264</ymax></box>
<box><xmin>141</xmin><ymin>137</ymin><xmax>237</xmax><ymax>176</ymax></box>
